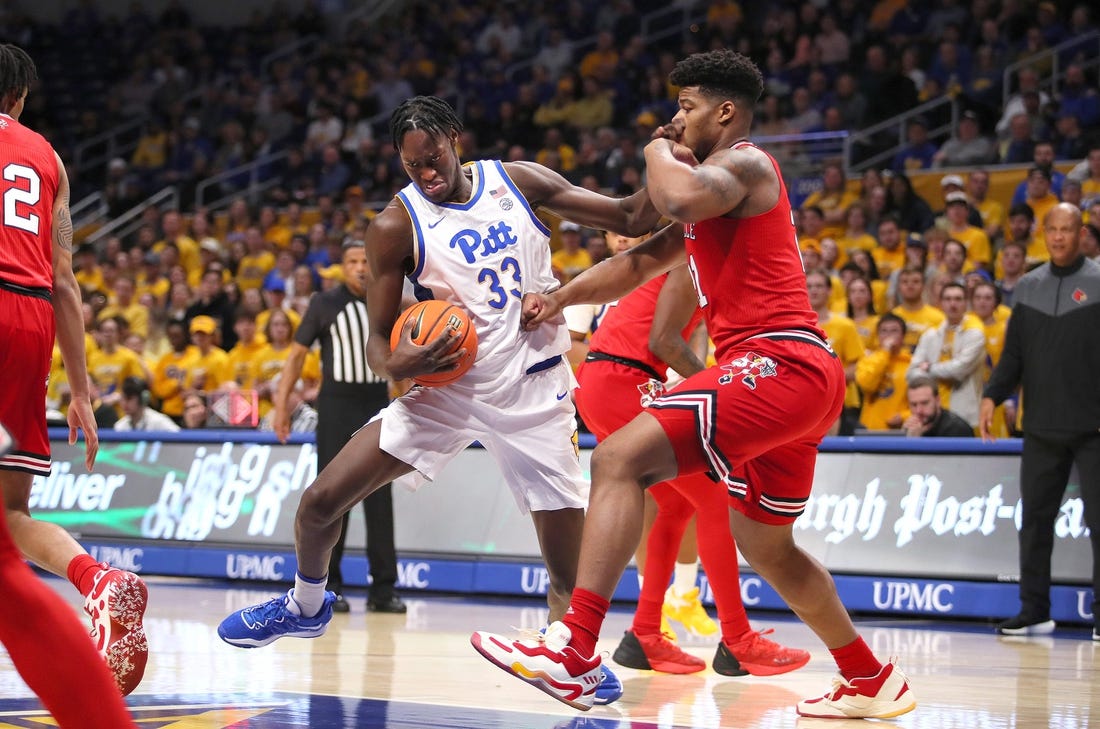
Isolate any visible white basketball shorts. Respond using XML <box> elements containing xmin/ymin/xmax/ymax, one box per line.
<box><xmin>373</xmin><ymin>359</ymin><xmax>588</xmax><ymax>515</ymax></box>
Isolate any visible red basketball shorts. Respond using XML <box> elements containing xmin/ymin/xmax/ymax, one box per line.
<box><xmin>647</xmin><ymin>331</ymin><xmax>845</xmax><ymax>525</ymax></box>
<box><xmin>0</xmin><ymin>288</ymin><xmax>53</xmax><ymax>475</ymax></box>
<box><xmin>575</xmin><ymin>358</ymin><xmax>654</xmax><ymax>440</ymax></box>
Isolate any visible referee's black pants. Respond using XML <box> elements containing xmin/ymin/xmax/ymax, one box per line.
<box><xmin>1017</xmin><ymin>431</ymin><xmax>1100</xmax><ymax>623</ymax></box>
<box><xmin>316</xmin><ymin>384</ymin><xmax>399</xmax><ymax>600</ymax></box>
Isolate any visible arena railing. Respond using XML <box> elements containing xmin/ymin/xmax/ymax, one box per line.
<box><xmin>71</xmin><ymin>190</ymin><xmax>108</xmax><ymax>230</ymax></box>
<box><xmin>843</xmin><ymin>96</ymin><xmax>960</xmax><ymax>175</ymax></box>
<box><xmin>1001</xmin><ymin>30</ymin><xmax>1100</xmax><ymax>104</ymax></box>
<box><xmin>85</xmin><ymin>187</ymin><xmax>179</xmax><ymax>247</ymax></box>
<box><xmin>194</xmin><ymin>149</ymin><xmax>291</xmax><ymax>212</ymax></box>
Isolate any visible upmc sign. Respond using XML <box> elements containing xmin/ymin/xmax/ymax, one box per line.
<box><xmin>33</xmin><ymin>434</ymin><xmax>1092</xmax><ymax>618</ymax></box>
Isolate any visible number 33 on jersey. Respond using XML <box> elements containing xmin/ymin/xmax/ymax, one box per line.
<box><xmin>395</xmin><ymin>159</ymin><xmax>569</xmax><ymax>383</ymax></box>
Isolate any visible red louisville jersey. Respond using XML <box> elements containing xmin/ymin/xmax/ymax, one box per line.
<box><xmin>0</xmin><ymin>114</ymin><xmax>58</xmax><ymax>291</ymax></box>
<box><xmin>588</xmin><ymin>272</ymin><xmax>703</xmax><ymax>376</ymax></box>
<box><xmin>682</xmin><ymin>141</ymin><xmax>820</xmax><ymax>363</ymax></box>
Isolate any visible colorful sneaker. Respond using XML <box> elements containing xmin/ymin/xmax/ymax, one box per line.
<box><xmin>997</xmin><ymin>613</ymin><xmax>1056</xmax><ymax>636</ymax></box>
<box><xmin>663</xmin><ymin>586</ymin><xmax>718</xmax><ymax>638</ymax></box>
<box><xmin>537</xmin><ymin>625</ymin><xmax>621</xmax><ymax>705</ymax></box>
<box><xmin>84</xmin><ymin>564</ymin><xmax>149</xmax><ymax>696</ymax></box>
<box><xmin>593</xmin><ymin>664</ymin><xmax>623</xmax><ymax>705</ymax></box>
<box><xmin>797</xmin><ymin>658</ymin><xmax>916</xmax><ymax>719</ymax></box>
<box><xmin>720</xmin><ymin>629</ymin><xmax>811</xmax><ymax>676</ymax></box>
<box><xmin>218</xmin><ymin>589</ymin><xmax>335</xmax><ymax>648</ymax></box>
<box><xmin>471</xmin><ymin>621</ymin><xmax>602</xmax><ymax>711</ymax></box>
<box><xmin>611</xmin><ymin>629</ymin><xmax>705</xmax><ymax>674</ymax></box>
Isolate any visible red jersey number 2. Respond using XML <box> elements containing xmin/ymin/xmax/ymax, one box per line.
<box><xmin>3</xmin><ymin>163</ymin><xmax>41</xmax><ymax>235</ymax></box>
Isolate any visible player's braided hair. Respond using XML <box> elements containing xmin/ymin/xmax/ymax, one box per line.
<box><xmin>389</xmin><ymin>96</ymin><xmax>463</xmax><ymax>151</ymax></box>
<box><xmin>0</xmin><ymin>43</ymin><xmax>36</xmax><ymax>111</ymax></box>
<box><xmin>669</xmin><ymin>49</ymin><xmax>763</xmax><ymax>109</ymax></box>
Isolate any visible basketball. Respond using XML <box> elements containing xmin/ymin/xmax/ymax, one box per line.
<box><xmin>390</xmin><ymin>300</ymin><xmax>478</xmax><ymax>387</ymax></box>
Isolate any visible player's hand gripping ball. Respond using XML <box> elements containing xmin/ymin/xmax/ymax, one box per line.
<box><xmin>390</xmin><ymin>300</ymin><xmax>478</xmax><ymax>386</ymax></box>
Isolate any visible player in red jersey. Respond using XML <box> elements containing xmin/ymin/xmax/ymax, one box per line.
<box><xmin>577</xmin><ymin>264</ymin><xmax>810</xmax><ymax>677</ymax></box>
<box><xmin>0</xmin><ymin>44</ymin><xmax>144</xmax><ymax>718</ymax></box>
<box><xmin>472</xmin><ymin>49</ymin><xmax>915</xmax><ymax>719</ymax></box>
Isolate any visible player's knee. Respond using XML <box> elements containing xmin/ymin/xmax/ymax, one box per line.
<box><xmin>590</xmin><ymin>443</ymin><xmax>652</xmax><ymax>488</ymax></box>
<box><xmin>296</xmin><ymin>484</ymin><xmax>347</xmax><ymax>529</ymax></box>
<box><xmin>745</xmin><ymin>536</ymin><xmax>801</xmax><ymax>577</ymax></box>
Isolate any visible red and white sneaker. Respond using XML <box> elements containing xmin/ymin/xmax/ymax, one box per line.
<box><xmin>720</xmin><ymin>629</ymin><xmax>811</xmax><ymax>676</ymax></box>
<box><xmin>797</xmin><ymin>658</ymin><xmax>916</xmax><ymax>719</ymax></box>
<box><xmin>471</xmin><ymin>621</ymin><xmax>602</xmax><ymax>711</ymax></box>
<box><xmin>84</xmin><ymin>563</ymin><xmax>149</xmax><ymax>696</ymax></box>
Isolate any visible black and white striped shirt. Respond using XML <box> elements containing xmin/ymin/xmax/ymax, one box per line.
<box><xmin>295</xmin><ymin>284</ymin><xmax>386</xmax><ymax>393</ymax></box>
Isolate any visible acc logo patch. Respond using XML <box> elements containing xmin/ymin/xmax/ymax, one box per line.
<box><xmin>718</xmin><ymin>352</ymin><xmax>778</xmax><ymax>390</ymax></box>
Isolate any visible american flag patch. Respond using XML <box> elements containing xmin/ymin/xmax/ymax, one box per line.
<box><xmin>490</xmin><ymin>185</ymin><xmax>508</xmax><ymax>198</ymax></box>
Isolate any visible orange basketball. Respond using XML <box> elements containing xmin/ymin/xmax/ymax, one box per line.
<box><xmin>389</xmin><ymin>300</ymin><xmax>478</xmax><ymax>387</ymax></box>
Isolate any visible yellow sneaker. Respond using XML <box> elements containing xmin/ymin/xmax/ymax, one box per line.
<box><xmin>662</xmin><ymin>586</ymin><xmax>718</xmax><ymax>638</ymax></box>
<box><xmin>661</xmin><ymin>613</ymin><xmax>678</xmax><ymax>643</ymax></box>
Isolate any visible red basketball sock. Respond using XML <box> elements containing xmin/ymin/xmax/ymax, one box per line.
<box><xmin>633</xmin><ymin>485</ymin><xmax>691</xmax><ymax>637</ymax></box>
<box><xmin>67</xmin><ymin>553</ymin><xmax>103</xmax><ymax>596</ymax></box>
<box><xmin>670</xmin><ymin>473</ymin><xmax>753</xmax><ymax>644</ymax></box>
<box><xmin>631</xmin><ymin>594</ymin><xmax>664</xmax><ymax>636</ymax></box>
<box><xmin>562</xmin><ymin>588</ymin><xmax>610</xmax><ymax>658</ymax></box>
<box><xmin>830</xmin><ymin>637</ymin><xmax>882</xmax><ymax>681</ymax></box>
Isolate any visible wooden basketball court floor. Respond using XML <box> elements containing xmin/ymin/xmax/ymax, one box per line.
<box><xmin>1</xmin><ymin>576</ymin><xmax>1096</xmax><ymax>728</ymax></box>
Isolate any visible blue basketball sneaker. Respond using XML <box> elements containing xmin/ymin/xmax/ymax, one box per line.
<box><xmin>594</xmin><ymin>664</ymin><xmax>623</xmax><ymax>705</ymax></box>
<box><xmin>218</xmin><ymin>590</ymin><xmax>336</xmax><ymax>648</ymax></box>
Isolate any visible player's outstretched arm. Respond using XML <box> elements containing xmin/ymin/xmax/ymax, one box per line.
<box><xmin>50</xmin><ymin>153</ymin><xmax>97</xmax><ymax>470</ymax></box>
<box><xmin>505</xmin><ymin>160</ymin><xmax>662</xmax><ymax>237</ymax></box>
<box><xmin>522</xmin><ymin>224</ymin><xmax>685</xmax><ymax>331</ymax></box>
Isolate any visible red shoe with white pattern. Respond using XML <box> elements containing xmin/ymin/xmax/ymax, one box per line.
<box><xmin>84</xmin><ymin>564</ymin><xmax>149</xmax><ymax>696</ymax></box>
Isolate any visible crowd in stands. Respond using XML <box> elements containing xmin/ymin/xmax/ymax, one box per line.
<box><xmin>25</xmin><ymin>0</ymin><xmax>1100</xmax><ymax>433</ymax></box>
<box><xmin>797</xmin><ymin>154</ymin><xmax>1100</xmax><ymax>436</ymax></box>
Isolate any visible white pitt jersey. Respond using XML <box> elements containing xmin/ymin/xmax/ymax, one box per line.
<box><xmin>396</xmin><ymin>160</ymin><xmax>569</xmax><ymax>387</ymax></box>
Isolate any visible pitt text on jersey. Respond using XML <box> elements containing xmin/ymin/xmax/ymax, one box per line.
<box><xmin>450</xmin><ymin>220</ymin><xmax>524</xmax><ymax>311</ymax></box>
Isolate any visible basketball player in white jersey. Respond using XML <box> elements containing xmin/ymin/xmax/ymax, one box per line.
<box><xmin>218</xmin><ymin>96</ymin><xmax>664</xmax><ymax>704</ymax></box>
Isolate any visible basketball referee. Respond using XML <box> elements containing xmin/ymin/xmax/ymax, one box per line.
<box><xmin>272</xmin><ymin>238</ymin><xmax>405</xmax><ymax>613</ymax></box>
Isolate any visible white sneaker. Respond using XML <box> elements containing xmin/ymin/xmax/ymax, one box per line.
<box><xmin>797</xmin><ymin>658</ymin><xmax>916</xmax><ymax>719</ymax></box>
<box><xmin>471</xmin><ymin>621</ymin><xmax>603</xmax><ymax>711</ymax></box>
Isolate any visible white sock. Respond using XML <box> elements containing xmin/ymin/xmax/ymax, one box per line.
<box><xmin>291</xmin><ymin>571</ymin><xmax>328</xmax><ymax>618</ymax></box>
<box><xmin>672</xmin><ymin>561</ymin><xmax>698</xmax><ymax>596</ymax></box>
